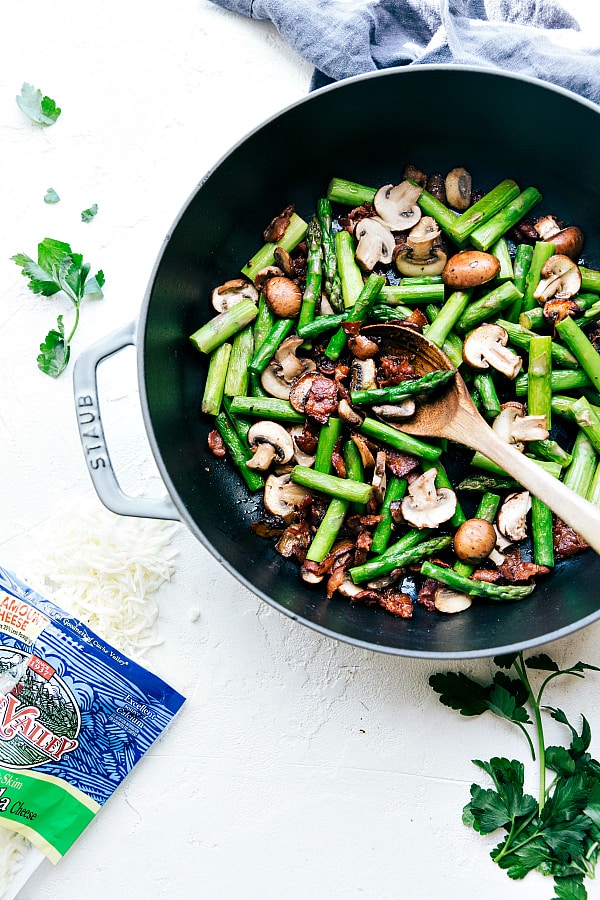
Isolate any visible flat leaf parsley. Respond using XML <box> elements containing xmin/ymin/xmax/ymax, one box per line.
<box><xmin>430</xmin><ymin>653</ymin><xmax>600</xmax><ymax>898</ymax></box>
<box><xmin>12</xmin><ymin>238</ymin><xmax>105</xmax><ymax>377</ymax></box>
<box><xmin>16</xmin><ymin>83</ymin><xmax>61</xmax><ymax>126</ymax></box>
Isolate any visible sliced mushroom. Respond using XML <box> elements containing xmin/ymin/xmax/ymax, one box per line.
<box><xmin>453</xmin><ymin>518</ymin><xmax>497</xmax><ymax>565</ymax></box>
<box><xmin>260</xmin><ymin>338</ymin><xmax>316</xmax><ymax>400</ymax></box>
<box><xmin>372</xmin><ymin>451</ymin><xmax>387</xmax><ymax>504</ymax></box>
<box><xmin>263</xmin><ymin>473</ymin><xmax>312</xmax><ymax>522</ymax></box>
<box><xmin>497</xmin><ymin>491</ymin><xmax>532</xmax><ymax>542</ymax></box>
<box><xmin>445</xmin><ymin>166</ymin><xmax>472</xmax><ymax>211</ymax></box>
<box><xmin>492</xmin><ymin>404</ymin><xmax>548</xmax><ymax>451</ymax></box>
<box><xmin>462</xmin><ymin>324</ymin><xmax>523</xmax><ymax>379</ymax></box>
<box><xmin>401</xmin><ymin>468</ymin><xmax>457</xmax><ymax>529</ymax></box>
<box><xmin>246</xmin><ymin>421</ymin><xmax>295</xmax><ymax>471</ymax></box>
<box><xmin>263</xmin><ymin>276</ymin><xmax>303</xmax><ymax>317</ymax></box>
<box><xmin>533</xmin><ymin>254</ymin><xmax>582</xmax><ymax>302</ymax></box>
<box><xmin>211</xmin><ymin>278</ymin><xmax>258</xmax><ymax>313</ymax></box>
<box><xmin>354</xmin><ymin>218</ymin><xmax>395</xmax><ymax>271</ymax></box>
<box><xmin>350</xmin><ymin>358</ymin><xmax>378</xmax><ymax>392</ymax></box>
<box><xmin>394</xmin><ymin>217</ymin><xmax>447</xmax><ymax>277</ymax></box>
<box><xmin>288</xmin><ymin>371</ymin><xmax>320</xmax><ymax>414</ymax></box>
<box><xmin>371</xmin><ymin>400</ymin><xmax>416</xmax><ymax>419</ymax></box>
<box><xmin>534</xmin><ymin>216</ymin><xmax>585</xmax><ymax>260</ymax></box>
<box><xmin>434</xmin><ymin>588</ymin><xmax>472</xmax><ymax>614</ymax></box>
<box><xmin>351</xmin><ymin>433</ymin><xmax>376</xmax><ymax>468</ymax></box>
<box><xmin>442</xmin><ymin>250</ymin><xmax>500</xmax><ymax>289</ymax></box>
<box><xmin>338</xmin><ymin>398</ymin><xmax>365</xmax><ymax>428</ymax></box>
<box><xmin>373</xmin><ymin>181</ymin><xmax>423</xmax><ymax>231</ymax></box>
<box><xmin>288</xmin><ymin>425</ymin><xmax>317</xmax><ymax>467</ymax></box>
<box><xmin>336</xmin><ymin>576</ymin><xmax>365</xmax><ymax>598</ymax></box>
<box><xmin>273</xmin><ymin>246</ymin><xmax>295</xmax><ymax>275</ymax></box>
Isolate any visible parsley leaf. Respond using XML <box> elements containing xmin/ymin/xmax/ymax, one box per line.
<box><xmin>81</xmin><ymin>203</ymin><xmax>98</xmax><ymax>223</ymax></box>
<box><xmin>44</xmin><ymin>187</ymin><xmax>60</xmax><ymax>204</ymax></box>
<box><xmin>16</xmin><ymin>83</ymin><xmax>61</xmax><ymax>126</ymax></box>
<box><xmin>12</xmin><ymin>237</ymin><xmax>105</xmax><ymax>377</ymax></box>
<box><xmin>428</xmin><ymin>671</ymin><xmax>490</xmax><ymax>716</ymax></box>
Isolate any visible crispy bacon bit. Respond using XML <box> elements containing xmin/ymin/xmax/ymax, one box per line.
<box><xmin>345</xmin><ymin>514</ymin><xmax>383</xmax><ymax>532</ymax></box>
<box><xmin>471</xmin><ymin>568</ymin><xmax>501</xmax><ymax>583</ymax></box>
<box><xmin>543</xmin><ymin>297</ymin><xmax>579</xmax><ymax>325</ymax></box>
<box><xmin>294</xmin><ymin>420</ymin><xmax>319</xmax><ymax>456</ymax></box>
<box><xmin>378</xmin><ymin>355</ymin><xmax>416</xmax><ymax>387</ymax></box>
<box><xmin>304</xmin><ymin>375</ymin><xmax>339</xmax><ymax>424</ymax></box>
<box><xmin>326</xmin><ymin>567</ymin><xmax>348</xmax><ymax>598</ymax></box>
<box><xmin>497</xmin><ymin>548</ymin><xmax>550</xmax><ymax>583</ymax></box>
<box><xmin>207</xmin><ymin>429</ymin><xmax>226</xmax><ymax>457</ymax></box>
<box><xmin>334</xmin><ymin>365</ymin><xmax>351</xmax><ymax>400</ymax></box>
<box><xmin>401</xmin><ymin>308</ymin><xmax>428</xmax><ymax>330</ymax></box>
<box><xmin>378</xmin><ymin>589</ymin><xmax>414</xmax><ymax>617</ymax></box>
<box><xmin>347</xmin><ymin>333</ymin><xmax>380</xmax><ymax>359</ymax></box>
<box><xmin>275</xmin><ymin>522</ymin><xmax>312</xmax><ymax>560</ymax></box>
<box><xmin>338</xmin><ymin>203</ymin><xmax>375</xmax><ymax>232</ymax></box>
<box><xmin>263</xmin><ymin>204</ymin><xmax>294</xmax><ymax>243</ymax></box>
<box><xmin>331</xmin><ymin>445</ymin><xmax>346</xmax><ymax>477</ymax></box>
<box><xmin>553</xmin><ymin>518</ymin><xmax>589</xmax><ymax>560</ymax></box>
<box><xmin>385</xmin><ymin>450</ymin><xmax>420</xmax><ymax>478</ymax></box>
<box><xmin>251</xmin><ymin>519</ymin><xmax>286</xmax><ymax>539</ymax></box>
<box><xmin>417</xmin><ymin>578</ymin><xmax>437</xmax><ymax>611</ymax></box>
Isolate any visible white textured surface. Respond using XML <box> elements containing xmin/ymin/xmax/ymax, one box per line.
<box><xmin>2</xmin><ymin>2</ymin><xmax>600</xmax><ymax>898</ymax></box>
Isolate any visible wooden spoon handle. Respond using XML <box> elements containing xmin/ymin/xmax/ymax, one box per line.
<box><xmin>466</xmin><ymin>416</ymin><xmax>600</xmax><ymax>555</ymax></box>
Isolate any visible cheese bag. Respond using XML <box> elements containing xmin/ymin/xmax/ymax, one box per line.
<box><xmin>0</xmin><ymin>565</ymin><xmax>185</xmax><ymax>864</ymax></box>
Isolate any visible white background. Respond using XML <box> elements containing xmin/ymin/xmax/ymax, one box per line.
<box><xmin>2</xmin><ymin>1</ymin><xmax>600</xmax><ymax>898</ymax></box>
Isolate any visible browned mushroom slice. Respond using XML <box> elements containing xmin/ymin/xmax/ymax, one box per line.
<box><xmin>442</xmin><ymin>250</ymin><xmax>501</xmax><ymax>289</ymax></box>
<box><xmin>350</xmin><ymin>358</ymin><xmax>378</xmax><ymax>392</ymax></box>
<box><xmin>260</xmin><ymin>338</ymin><xmax>316</xmax><ymax>400</ymax></box>
<box><xmin>434</xmin><ymin>588</ymin><xmax>472</xmax><ymax>614</ymax></box>
<box><xmin>354</xmin><ymin>218</ymin><xmax>395</xmax><ymax>271</ymax></box>
<box><xmin>497</xmin><ymin>491</ymin><xmax>532</xmax><ymax>543</ymax></box>
<box><xmin>263</xmin><ymin>472</ymin><xmax>312</xmax><ymax>522</ymax></box>
<box><xmin>338</xmin><ymin>398</ymin><xmax>365</xmax><ymax>428</ymax></box>
<box><xmin>462</xmin><ymin>324</ymin><xmax>522</xmax><ymax>379</ymax></box>
<box><xmin>246</xmin><ymin>421</ymin><xmax>295</xmax><ymax>471</ymax></box>
<box><xmin>533</xmin><ymin>254</ymin><xmax>582</xmax><ymax>301</ymax></box>
<box><xmin>401</xmin><ymin>468</ymin><xmax>457</xmax><ymax>529</ymax></box>
<box><xmin>534</xmin><ymin>216</ymin><xmax>585</xmax><ymax>260</ymax></box>
<box><xmin>372</xmin><ymin>181</ymin><xmax>423</xmax><ymax>231</ymax></box>
<box><xmin>492</xmin><ymin>404</ymin><xmax>548</xmax><ymax>451</ymax></box>
<box><xmin>211</xmin><ymin>278</ymin><xmax>258</xmax><ymax>312</ymax></box>
<box><xmin>445</xmin><ymin>166</ymin><xmax>472</xmax><ymax>211</ymax></box>
<box><xmin>394</xmin><ymin>216</ymin><xmax>447</xmax><ymax>277</ymax></box>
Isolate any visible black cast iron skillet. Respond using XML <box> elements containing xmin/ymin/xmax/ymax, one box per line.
<box><xmin>73</xmin><ymin>65</ymin><xmax>600</xmax><ymax>659</ymax></box>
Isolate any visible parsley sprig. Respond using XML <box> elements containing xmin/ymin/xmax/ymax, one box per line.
<box><xmin>16</xmin><ymin>83</ymin><xmax>61</xmax><ymax>126</ymax></box>
<box><xmin>12</xmin><ymin>237</ymin><xmax>105</xmax><ymax>377</ymax></box>
<box><xmin>430</xmin><ymin>653</ymin><xmax>600</xmax><ymax>898</ymax></box>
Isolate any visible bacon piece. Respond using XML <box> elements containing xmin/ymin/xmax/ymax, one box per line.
<box><xmin>379</xmin><ymin>589</ymin><xmax>414</xmax><ymax>617</ymax></box>
<box><xmin>304</xmin><ymin>375</ymin><xmax>339</xmax><ymax>424</ymax></box>
<box><xmin>378</xmin><ymin>355</ymin><xmax>416</xmax><ymax>387</ymax></box>
<box><xmin>207</xmin><ymin>429</ymin><xmax>226</xmax><ymax>457</ymax></box>
<box><xmin>385</xmin><ymin>450</ymin><xmax>420</xmax><ymax>478</ymax></box>
<box><xmin>263</xmin><ymin>204</ymin><xmax>294</xmax><ymax>243</ymax></box>
<box><xmin>553</xmin><ymin>518</ymin><xmax>589</xmax><ymax>560</ymax></box>
<box><xmin>497</xmin><ymin>549</ymin><xmax>550</xmax><ymax>583</ymax></box>
<box><xmin>417</xmin><ymin>578</ymin><xmax>437</xmax><ymax>611</ymax></box>
<box><xmin>275</xmin><ymin>522</ymin><xmax>312</xmax><ymax>561</ymax></box>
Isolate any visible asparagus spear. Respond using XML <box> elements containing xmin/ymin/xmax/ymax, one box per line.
<box><xmin>453</xmin><ymin>491</ymin><xmax>501</xmax><ymax>577</ymax></box>
<box><xmin>520</xmin><ymin>240</ymin><xmax>555</xmax><ymax>313</ymax></box>
<box><xmin>190</xmin><ymin>296</ymin><xmax>258</xmax><ymax>355</ymax></box>
<box><xmin>455</xmin><ymin>281</ymin><xmax>523</xmax><ymax>333</ymax></box>
<box><xmin>326</xmin><ymin>177</ymin><xmax>375</xmax><ymax>206</ymax></box>
<box><xmin>359</xmin><ymin>416</ymin><xmax>442</xmax><ymax>461</ymax></box>
<box><xmin>446</xmin><ymin>179</ymin><xmax>521</xmax><ymax>244</ymax></box>
<box><xmin>527</xmin><ymin>335</ymin><xmax>552</xmax><ymax>428</ymax></box>
<box><xmin>378</xmin><ymin>280</ymin><xmax>445</xmax><ymax>306</ymax></box>
<box><xmin>497</xmin><ymin>318</ymin><xmax>578</xmax><ymax>369</ymax></box>
<box><xmin>297</xmin><ymin>313</ymin><xmax>347</xmax><ymax>339</ymax></box>
<box><xmin>290</xmin><ymin>465</ymin><xmax>373</xmax><ymax>504</ymax></box>
<box><xmin>325</xmin><ymin>273</ymin><xmax>385</xmax><ymax>360</ymax></box>
<box><xmin>370</xmin><ymin>475</ymin><xmax>407</xmax><ymax>555</ymax></box>
<box><xmin>420</xmin><ymin>560</ymin><xmax>535</xmax><ymax>601</ymax></box>
<box><xmin>343</xmin><ymin>439</ymin><xmax>367</xmax><ymax>513</ymax></box>
<box><xmin>490</xmin><ymin>237</ymin><xmax>514</xmax><ymax>283</ymax></box>
<box><xmin>241</xmin><ymin>213</ymin><xmax>308</xmax><ymax>282</ymax></box>
<box><xmin>504</xmin><ymin>243</ymin><xmax>533</xmax><ymax>322</ymax></box>
<box><xmin>469</xmin><ymin>187</ymin><xmax>543</xmax><ymax>252</ymax></box>
<box><xmin>350</xmin><ymin>534</ymin><xmax>451</xmax><ymax>584</ymax></box>
<box><xmin>580</xmin><ymin>266</ymin><xmax>600</xmax><ymax>294</ymax></box>
<box><xmin>202</xmin><ymin>342</ymin><xmax>232</xmax><ymax>416</ymax></box>
<box><xmin>556</xmin><ymin>314</ymin><xmax>600</xmax><ymax>392</ymax></box>
<box><xmin>515</xmin><ymin>368</ymin><xmax>592</xmax><ymax>396</ymax></box>
<box><xmin>335</xmin><ymin>229</ymin><xmax>365</xmax><ymax>310</ymax></box>
<box><xmin>248</xmin><ymin>318</ymin><xmax>295</xmax><ymax>375</ymax></box>
<box><xmin>563</xmin><ymin>429</ymin><xmax>598</xmax><ymax>498</ymax></box>
<box><xmin>317</xmin><ymin>198</ymin><xmax>338</xmax><ymax>296</ymax></box>
<box><xmin>473</xmin><ymin>373</ymin><xmax>501</xmax><ymax>419</ymax></box>
<box><xmin>570</xmin><ymin>396</ymin><xmax>600</xmax><ymax>454</ymax></box>
<box><xmin>314</xmin><ymin>417</ymin><xmax>343</xmax><ymax>474</ymax></box>
<box><xmin>425</xmin><ymin>290</ymin><xmax>472</xmax><ymax>347</ymax></box>
<box><xmin>214</xmin><ymin>411</ymin><xmax>264</xmax><ymax>492</ymax></box>
<box><xmin>305</xmin><ymin>497</ymin><xmax>350</xmax><ymax>563</ymax></box>
<box><xmin>229</xmin><ymin>396</ymin><xmax>304</xmax><ymax>423</ymax></box>
<box><xmin>298</xmin><ymin>215</ymin><xmax>322</xmax><ymax>331</ymax></box>
<box><xmin>350</xmin><ymin>369</ymin><xmax>455</xmax><ymax>406</ymax></box>
<box><xmin>224</xmin><ymin>324</ymin><xmax>254</xmax><ymax>398</ymax></box>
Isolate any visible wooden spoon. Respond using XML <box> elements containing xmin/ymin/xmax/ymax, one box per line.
<box><xmin>363</xmin><ymin>323</ymin><xmax>600</xmax><ymax>555</ymax></box>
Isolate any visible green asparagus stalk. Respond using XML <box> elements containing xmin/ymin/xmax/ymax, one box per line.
<box><xmin>446</xmin><ymin>179</ymin><xmax>521</xmax><ymax>244</ymax></box>
<box><xmin>587</xmin><ymin>459</ymin><xmax>600</xmax><ymax>506</ymax></box>
<box><xmin>369</xmin><ymin>475</ymin><xmax>408</xmax><ymax>555</ymax></box>
<box><xmin>378</xmin><ymin>280</ymin><xmax>445</xmax><ymax>306</ymax></box>
<box><xmin>359</xmin><ymin>416</ymin><xmax>442</xmax><ymax>461</ymax></box>
<box><xmin>490</xmin><ymin>237</ymin><xmax>514</xmax><ymax>282</ymax></box>
<box><xmin>248</xmin><ymin>318</ymin><xmax>295</xmax><ymax>375</ymax></box>
<box><xmin>342</xmin><ymin>439</ymin><xmax>367</xmax><ymax>513</ymax></box>
<box><xmin>556</xmin><ymin>314</ymin><xmax>600</xmax><ymax>392</ymax></box>
<box><xmin>305</xmin><ymin>497</ymin><xmax>350</xmax><ymax>563</ymax></box>
<box><xmin>241</xmin><ymin>213</ymin><xmax>308</xmax><ymax>282</ymax></box>
<box><xmin>326</xmin><ymin>177</ymin><xmax>375</xmax><ymax>206</ymax></box>
<box><xmin>420</xmin><ymin>560</ymin><xmax>535</xmax><ymax>601</ymax></box>
<box><xmin>473</xmin><ymin>372</ymin><xmax>501</xmax><ymax>419</ymax></box>
<box><xmin>190</xmin><ymin>296</ymin><xmax>258</xmax><ymax>355</ymax></box>
<box><xmin>350</xmin><ymin>534</ymin><xmax>451</xmax><ymax>585</ymax></box>
<box><xmin>253</xmin><ymin>293</ymin><xmax>275</xmax><ymax>350</ymax></box>
<box><xmin>527</xmin><ymin>335</ymin><xmax>552</xmax><ymax>428</ymax></box>
<box><xmin>317</xmin><ymin>198</ymin><xmax>338</xmax><ymax>295</ymax></box>
<box><xmin>222</xmin><ymin>396</ymin><xmax>251</xmax><ymax>444</ymax></box>
<box><xmin>570</xmin><ymin>396</ymin><xmax>600</xmax><ymax>454</ymax></box>
<box><xmin>335</xmin><ymin>229</ymin><xmax>365</xmax><ymax>310</ymax></box>
<box><xmin>531</xmin><ymin>491</ymin><xmax>555</xmax><ymax>568</ymax></box>
<box><xmin>297</xmin><ymin>313</ymin><xmax>347</xmax><ymax>339</ymax></box>
<box><xmin>325</xmin><ymin>273</ymin><xmax>385</xmax><ymax>361</ymax></box>
<box><xmin>520</xmin><ymin>241</ymin><xmax>555</xmax><ymax>313</ymax></box>
<box><xmin>563</xmin><ymin>430</ymin><xmax>598</xmax><ymax>498</ymax></box>
<box><xmin>441</xmin><ymin>331</ymin><xmax>465</xmax><ymax>369</ymax></box>
<box><xmin>315</xmin><ymin>417</ymin><xmax>343</xmax><ymax>474</ymax></box>
<box><xmin>350</xmin><ymin>369</ymin><xmax>455</xmax><ymax>406</ymax></box>
<box><xmin>515</xmin><ymin>368</ymin><xmax>592</xmax><ymax>397</ymax></box>
<box><xmin>298</xmin><ymin>215</ymin><xmax>322</xmax><ymax>331</ymax></box>
<box><xmin>214</xmin><ymin>411</ymin><xmax>264</xmax><ymax>492</ymax></box>
<box><xmin>455</xmin><ymin>281</ymin><xmax>523</xmax><ymax>333</ymax></box>
<box><xmin>527</xmin><ymin>439</ymin><xmax>572</xmax><ymax>468</ymax></box>
<box><xmin>580</xmin><ymin>266</ymin><xmax>600</xmax><ymax>294</ymax></box>
<box><xmin>469</xmin><ymin>187</ymin><xmax>543</xmax><ymax>252</ymax></box>
<box><xmin>504</xmin><ymin>243</ymin><xmax>534</xmax><ymax>322</ymax></box>
<box><xmin>456</xmin><ymin>474</ymin><xmax>520</xmax><ymax>492</ymax></box>
<box><xmin>290</xmin><ymin>465</ymin><xmax>373</xmax><ymax>504</ymax></box>
<box><xmin>229</xmin><ymin>396</ymin><xmax>304</xmax><ymax>423</ymax></box>
<box><xmin>369</xmin><ymin>303</ymin><xmax>413</xmax><ymax>323</ymax></box>
<box><xmin>425</xmin><ymin>290</ymin><xmax>472</xmax><ymax>347</ymax></box>
<box><xmin>496</xmin><ymin>318</ymin><xmax>578</xmax><ymax>369</ymax></box>
<box><xmin>201</xmin><ymin>342</ymin><xmax>232</xmax><ymax>416</ymax></box>
<box><xmin>224</xmin><ymin>324</ymin><xmax>254</xmax><ymax>398</ymax></box>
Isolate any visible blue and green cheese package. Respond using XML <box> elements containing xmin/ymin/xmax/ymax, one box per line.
<box><xmin>0</xmin><ymin>565</ymin><xmax>185</xmax><ymax>863</ymax></box>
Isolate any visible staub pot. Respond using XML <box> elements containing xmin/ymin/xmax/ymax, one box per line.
<box><xmin>74</xmin><ymin>66</ymin><xmax>600</xmax><ymax>659</ymax></box>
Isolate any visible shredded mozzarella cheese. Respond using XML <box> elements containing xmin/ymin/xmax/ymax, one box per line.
<box><xmin>3</xmin><ymin>497</ymin><xmax>179</xmax><ymax>897</ymax></box>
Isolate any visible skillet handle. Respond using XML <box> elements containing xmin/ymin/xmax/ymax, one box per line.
<box><xmin>72</xmin><ymin>321</ymin><xmax>180</xmax><ymax>521</ymax></box>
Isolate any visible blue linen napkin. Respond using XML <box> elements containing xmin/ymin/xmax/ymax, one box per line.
<box><xmin>209</xmin><ymin>0</ymin><xmax>600</xmax><ymax>103</ymax></box>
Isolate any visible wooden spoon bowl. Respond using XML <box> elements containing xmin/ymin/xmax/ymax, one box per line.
<box><xmin>363</xmin><ymin>323</ymin><xmax>600</xmax><ymax>555</ymax></box>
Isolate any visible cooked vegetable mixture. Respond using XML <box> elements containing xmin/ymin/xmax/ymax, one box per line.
<box><xmin>191</xmin><ymin>163</ymin><xmax>600</xmax><ymax>617</ymax></box>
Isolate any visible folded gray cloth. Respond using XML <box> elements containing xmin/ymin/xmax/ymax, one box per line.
<box><xmin>209</xmin><ymin>0</ymin><xmax>600</xmax><ymax>103</ymax></box>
